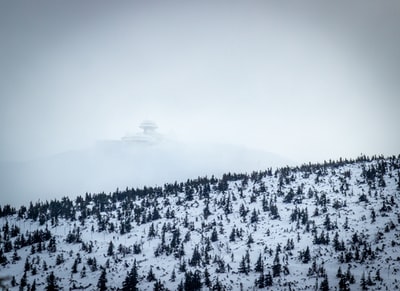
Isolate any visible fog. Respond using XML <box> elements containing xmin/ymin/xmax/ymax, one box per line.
<box><xmin>1</xmin><ymin>0</ymin><xmax>400</xmax><ymax>206</ymax></box>
<box><xmin>0</xmin><ymin>135</ymin><xmax>294</xmax><ymax>206</ymax></box>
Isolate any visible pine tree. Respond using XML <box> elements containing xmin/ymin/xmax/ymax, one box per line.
<box><xmin>250</xmin><ymin>208</ymin><xmax>259</xmax><ymax>223</ymax></box>
<box><xmin>367</xmin><ymin>272</ymin><xmax>374</xmax><ymax>286</ymax></box>
<box><xmin>19</xmin><ymin>271</ymin><xmax>27</xmax><ymax>290</ymax></box>
<box><xmin>80</xmin><ymin>266</ymin><xmax>86</xmax><ymax>278</ymax></box>
<box><xmin>0</xmin><ymin>248</ymin><xmax>8</xmax><ymax>266</ymax></box>
<box><xmin>320</xmin><ymin>274</ymin><xmax>329</xmax><ymax>291</ymax></box>
<box><xmin>71</xmin><ymin>258</ymin><xmax>78</xmax><ymax>274</ymax></box>
<box><xmin>189</xmin><ymin>246</ymin><xmax>201</xmax><ymax>267</ymax></box>
<box><xmin>272</xmin><ymin>253</ymin><xmax>281</xmax><ymax>277</ymax></box>
<box><xmin>238</xmin><ymin>255</ymin><xmax>248</xmax><ymax>275</ymax></box>
<box><xmin>97</xmin><ymin>268</ymin><xmax>107</xmax><ymax>291</ymax></box>
<box><xmin>256</xmin><ymin>272</ymin><xmax>265</xmax><ymax>288</ymax></box>
<box><xmin>336</xmin><ymin>266</ymin><xmax>342</xmax><ymax>278</ymax></box>
<box><xmin>264</xmin><ymin>271</ymin><xmax>273</xmax><ymax>286</ymax></box>
<box><xmin>254</xmin><ymin>253</ymin><xmax>264</xmax><ymax>273</ymax></box>
<box><xmin>147</xmin><ymin>266</ymin><xmax>156</xmax><ymax>282</ymax></box>
<box><xmin>247</xmin><ymin>234</ymin><xmax>254</xmax><ymax>246</ymax></box>
<box><xmin>170</xmin><ymin>268</ymin><xmax>176</xmax><ymax>282</ymax></box>
<box><xmin>47</xmin><ymin>237</ymin><xmax>56</xmax><ymax>253</ymax></box>
<box><xmin>153</xmin><ymin>280</ymin><xmax>165</xmax><ymax>291</ymax></box>
<box><xmin>24</xmin><ymin>257</ymin><xmax>30</xmax><ymax>272</ymax></box>
<box><xmin>184</xmin><ymin>270</ymin><xmax>202</xmax><ymax>290</ymax></box>
<box><xmin>122</xmin><ymin>260</ymin><xmax>138</xmax><ymax>291</ymax></box>
<box><xmin>107</xmin><ymin>241</ymin><xmax>114</xmax><ymax>256</ymax></box>
<box><xmin>239</xmin><ymin>203</ymin><xmax>247</xmax><ymax>219</ymax></box>
<box><xmin>210</xmin><ymin>228</ymin><xmax>218</xmax><ymax>242</ymax></box>
<box><xmin>360</xmin><ymin>272</ymin><xmax>367</xmax><ymax>290</ymax></box>
<box><xmin>375</xmin><ymin>269</ymin><xmax>382</xmax><ymax>281</ymax></box>
<box><xmin>203</xmin><ymin>202</ymin><xmax>211</xmax><ymax>220</ymax></box>
<box><xmin>204</xmin><ymin>268</ymin><xmax>211</xmax><ymax>288</ymax></box>
<box><xmin>229</xmin><ymin>227</ymin><xmax>235</xmax><ymax>242</ymax></box>
<box><xmin>12</xmin><ymin>249</ymin><xmax>20</xmax><ymax>262</ymax></box>
<box><xmin>148</xmin><ymin>223</ymin><xmax>156</xmax><ymax>238</ymax></box>
<box><xmin>46</xmin><ymin>271</ymin><xmax>59</xmax><ymax>291</ymax></box>
<box><xmin>301</xmin><ymin>246</ymin><xmax>311</xmax><ymax>263</ymax></box>
<box><xmin>213</xmin><ymin>277</ymin><xmax>224</xmax><ymax>291</ymax></box>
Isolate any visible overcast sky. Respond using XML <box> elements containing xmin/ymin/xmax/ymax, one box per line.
<box><xmin>1</xmin><ymin>0</ymin><xmax>399</xmax><ymax>164</ymax></box>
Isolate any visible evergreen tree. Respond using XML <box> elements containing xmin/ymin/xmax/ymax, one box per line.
<box><xmin>55</xmin><ymin>254</ymin><xmax>64</xmax><ymax>265</ymax></box>
<box><xmin>80</xmin><ymin>266</ymin><xmax>87</xmax><ymax>278</ymax></box>
<box><xmin>210</xmin><ymin>228</ymin><xmax>218</xmax><ymax>242</ymax></box>
<box><xmin>97</xmin><ymin>268</ymin><xmax>107</xmax><ymax>291</ymax></box>
<box><xmin>256</xmin><ymin>272</ymin><xmax>265</xmax><ymax>288</ymax></box>
<box><xmin>360</xmin><ymin>272</ymin><xmax>367</xmax><ymax>290</ymax></box>
<box><xmin>31</xmin><ymin>279</ymin><xmax>37</xmax><ymax>291</ymax></box>
<box><xmin>71</xmin><ymin>258</ymin><xmax>79</xmax><ymax>274</ymax></box>
<box><xmin>272</xmin><ymin>253</ymin><xmax>281</xmax><ymax>277</ymax></box>
<box><xmin>170</xmin><ymin>268</ymin><xmax>176</xmax><ymax>282</ymax></box>
<box><xmin>247</xmin><ymin>234</ymin><xmax>254</xmax><ymax>246</ymax></box>
<box><xmin>122</xmin><ymin>260</ymin><xmax>138</xmax><ymax>291</ymax></box>
<box><xmin>204</xmin><ymin>268</ymin><xmax>211</xmax><ymax>288</ymax></box>
<box><xmin>375</xmin><ymin>269</ymin><xmax>382</xmax><ymax>281</ymax></box>
<box><xmin>203</xmin><ymin>202</ymin><xmax>211</xmax><ymax>220</ymax></box>
<box><xmin>12</xmin><ymin>249</ymin><xmax>20</xmax><ymax>262</ymax></box>
<box><xmin>254</xmin><ymin>253</ymin><xmax>264</xmax><ymax>273</ymax></box>
<box><xmin>0</xmin><ymin>248</ymin><xmax>8</xmax><ymax>266</ymax></box>
<box><xmin>301</xmin><ymin>246</ymin><xmax>311</xmax><ymax>263</ymax></box>
<box><xmin>24</xmin><ymin>257</ymin><xmax>30</xmax><ymax>272</ymax></box>
<box><xmin>107</xmin><ymin>241</ymin><xmax>114</xmax><ymax>256</ymax></box>
<box><xmin>148</xmin><ymin>223</ymin><xmax>156</xmax><ymax>238</ymax></box>
<box><xmin>336</xmin><ymin>266</ymin><xmax>342</xmax><ymax>278</ymax></box>
<box><xmin>184</xmin><ymin>270</ymin><xmax>202</xmax><ymax>291</ymax></box>
<box><xmin>229</xmin><ymin>228</ymin><xmax>235</xmax><ymax>242</ymax></box>
<box><xmin>47</xmin><ymin>237</ymin><xmax>57</xmax><ymax>253</ymax></box>
<box><xmin>147</xmin><ymin>266</ymin><xmax>156</xmax><ymax>282</ymax></box>
<box><xmin>320</xmin><ymin>274</ymin><xmax>329</xmax><ymax>291</ymax></box>
<box><xmin>153</xmin><ymin>279</ymin><xmax>165</xmax><ymax>291</ymax></box>
<box><xmin>19</xmin><ymin>271</ymin><xmax>27</xmax><ymax>290</ymax></box>
<box><xmin>213</xmin><ymin>277</ymin><xmax>223</xmax><ymax>291</ymax></box>
<box><xmin>46</xmin><ymin>271</ymin><xmax>59</xmax><ymax>291</ymax></box>
<box><xmin>189</xmin><ymin>246</ymin><xmax>201</xmax><ymax>267</ymax></box>
<box><xmin>239</xmin><ymin>203</ymin><xmax>247</xmax><ymax>219</ymax></box>
<box><xmin>264</xmin><ymin>271</ymin><xmax>273</xmax><ymax>287</ymax></box>
<box><xmin>238</xmin><ymin>255</ymin><xmax>248</xmax><ymax>275</ymax></box>
<box><xmin>250</xmin><ymin>208</ymin><xmax>259</xmax><ymax>223</ymax></box>
<box><xmin>367</xmin><ymin>272</ymin><xmax>374</xmax><ymax>286</ymax></box>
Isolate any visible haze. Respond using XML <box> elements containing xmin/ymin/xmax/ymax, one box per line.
<box><xmin>1</xmin><ymin>1</ymin><xmax>400</xmax><ymax>205</ymax></box>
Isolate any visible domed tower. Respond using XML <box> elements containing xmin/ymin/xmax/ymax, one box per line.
<box><xmin>121</xmin><ymin>120</ymin><xmax>162</xmax><ymax>144</ymax></box>
<box><xmin>139</xmin><ymin>120</ymin><xmax>158</xmax><ymax>135</ymax></box>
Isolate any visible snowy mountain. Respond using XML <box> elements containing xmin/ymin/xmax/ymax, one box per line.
<box><xmin>0</xmin><ymin>155</ymin><xmax>399</xmax><ymax>290</ymax></box>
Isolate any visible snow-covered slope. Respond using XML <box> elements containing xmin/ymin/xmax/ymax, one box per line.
<box><xmin>0</xmin><ymin>155</ymin><xmax>399</xmax><ymax>290</ymax></box>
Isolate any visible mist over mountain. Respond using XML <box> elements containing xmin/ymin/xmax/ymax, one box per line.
<box><xmin>0</xmin><ymin>131</ymin><xmax>292</xmax><ymax>207</ymax></box>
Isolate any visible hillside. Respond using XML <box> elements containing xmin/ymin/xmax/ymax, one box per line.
<box><xmin>0</xmin><ymin>155</ymin><xmax>399</xmax><ymax>290</ymax></box>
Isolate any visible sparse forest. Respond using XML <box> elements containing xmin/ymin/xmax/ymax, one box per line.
<box><xmin>0</xmin><ymin>154</ymin><xmax>399</xmax><ymax>290</ymax></box>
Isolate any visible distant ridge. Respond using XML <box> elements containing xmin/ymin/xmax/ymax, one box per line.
<box><xmin>0</xmin><ymin>140</ymin><xmax>293</xmax><ymax>206</ymax></box>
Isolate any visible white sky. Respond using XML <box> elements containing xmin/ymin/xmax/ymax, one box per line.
<box><xmin>1</xmin><ymin>0</ymin><xmax>399</xmax><ymax>164</ymax></box>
